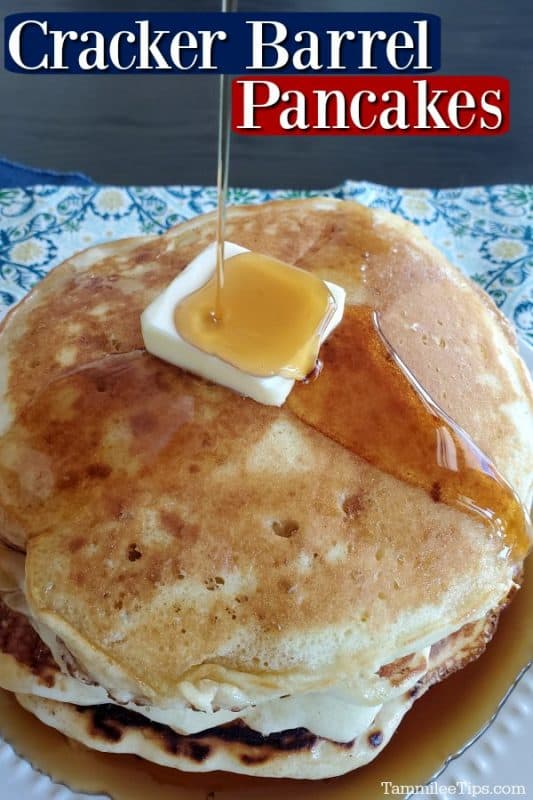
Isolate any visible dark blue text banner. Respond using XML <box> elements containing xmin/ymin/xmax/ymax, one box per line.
<box><xmin>5</xmin><ymin>13</ymin><xmax>440</xmax><ymax>75</ymax></box>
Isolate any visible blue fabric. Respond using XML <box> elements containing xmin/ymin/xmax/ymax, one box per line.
<box><xmin>0</xmin><ymin>156</ymin><xmax>93</xmax><ymax>188</ymax></box>
<box><xmin>0</xmin><ymin>173</ymin><xmax>531</xmax><ymax>347</ymax></box>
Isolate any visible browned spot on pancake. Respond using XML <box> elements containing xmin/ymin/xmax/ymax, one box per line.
<box><xmin>68</xmin><ymin>536</ymin><xmax>86</xmax><ymax>554</ymax></box>
<box><xmin>57</xmin><ymin>471</ymin><xmax>81</xmax><ymax>490</ymax></box>
<box><xmin>84</xmin><ymin>706</ymin><xmax>123</xmax><ymax>742</ymax></box>
<box><xmin>79</xmin><ymin>704</ymin><xmax>211</xmax><ymax>760</ymax></box>
<box><xmin>109</xmin><ymin>335</ymin><xmax>122</xmax><ymax>353</ymax></box>
<box><xmin>431</xmin><ymin>481</ymin><xmax>442</xmax><ymax>503</ymax></box>
<box><xmin>240</xmin><ymin>753</ymin><xmax>269</xmax><ymax>765</ymax></box>
<box><xmin>160</xmin><ymin>511</ymin><xmax>199</xmax><ymax>542</ymax></box>
<box><xmin>134</xmin><ymin>246</ymin><xmax>159</xmax><ymax>266</ymax></box>
<box><xmin>86</xmin><ymin>463</ymin><xmax>112</xmax><ymax>479</ymax></box>
<box><xmin>368</xmin><ymin>730</ymin><xmax>383</xmax><ymax>747</ymax></box>
<box><xmin>76</xmin><ymin>705</ymin><xmax>344</xmax><ymax>763</ymax></box>
<box><xmin>272</xmin><ymin>520</ymin><xmax>300</xmax><ymax>538</ymax></box>
<box><xmin>130</xmin><ymin>411</ymin><xmax>157</xmax><ymax>437</ymax></box>
<box><xmin>80</xmin><ymin>275</ymin><xmax>117</xmax><ymax>293</ymax></box>
<box><xmin>160</xmin><ymin>511</ymin><xmax>185</xmax><ymax>536</ymax></box>
<box><xmin>0</xmin><ymin>599</ymin><xmax>58</xmax><ymax>686</ymax></box>
<box><xmin>153</xmin><ymin>369</ymin><xmax>174</xmax><ymax>393</ymax></box>
<box><xmin>342</xmin><ymin>493</ymin><xmax>365</xmax><ymax>519</ymax></box>
<box><xmin>127</xmin><ymin>543</ymin><xmax>142</xmax><ymax>562</ymax></box>
<box><xmin>107</xmin><ymin>499</ymin><xmax>133</xmax><ymax>522</ymax></box>
<box><xmin>430</xmin><ymin>621</ymin><xmax>477</xmax><ymax>659</ymax></box>
<box><xmin>277</xmin><ymin>577</ymin><xmax>293</xmax><ymax>593</ymax></box>
<box><xmin>378</xmin><ymin>651</ymin><xmax>427</xmax><ymax>686</ymax></box>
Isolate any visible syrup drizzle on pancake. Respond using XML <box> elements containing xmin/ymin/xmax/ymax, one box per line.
<box><xmin>288</xmin><ymin>305</ymin><xmax>530</xmax><ymax>561</ymax></box>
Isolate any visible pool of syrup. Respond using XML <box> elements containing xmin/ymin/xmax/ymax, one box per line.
<box><xmin>0</xmin><ymin>556</ymin><xmax>531</xmax><ymax>800</ymax></box>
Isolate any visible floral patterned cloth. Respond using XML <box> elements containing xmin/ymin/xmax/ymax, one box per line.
<box><xmin>0</xmin><ymin>181</ymin><xmax>531</xmax><ymax>345</ymax></box>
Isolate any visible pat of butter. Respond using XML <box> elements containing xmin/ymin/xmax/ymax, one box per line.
<box><xmin>141</xmin><ymin>242</ymin><xmax>345</xmax><ymax>406</ymax></box>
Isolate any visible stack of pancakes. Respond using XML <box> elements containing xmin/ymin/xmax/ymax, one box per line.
<box><xmin>0</xmin><ymin>199</ymin><xmax>531</xmax><ymax>779</ymax></box>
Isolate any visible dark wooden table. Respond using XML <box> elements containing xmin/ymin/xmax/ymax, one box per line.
<box><xmin>1</xmin><ymin>0</ymin><xmax>531</xmax><ymax>188</ymax></box>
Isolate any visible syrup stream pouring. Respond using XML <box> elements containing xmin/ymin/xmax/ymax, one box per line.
<box><xmin>214</xmin><ymin>0</ymin><xmax>238</xmax><ymax>322</ymax></box>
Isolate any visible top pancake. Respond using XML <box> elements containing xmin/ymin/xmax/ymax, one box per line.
<box><xmin>0</xmin><ymin>199</ymin><xmax>531</xmax><ymax>705</ymax></box>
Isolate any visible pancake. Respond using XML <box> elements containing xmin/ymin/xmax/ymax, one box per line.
<box><xmin>1</xmin><ymin>591</ymin><xmax>507</xmax><ymax>778</ymax></box>
<box><xmin>0</xmin><ymin>198</ymin><xmax>531</xmax><ymax>779</ymax></box>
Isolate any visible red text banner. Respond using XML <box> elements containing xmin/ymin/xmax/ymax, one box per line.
<box><xmin>232</xmin><ymin>76</ymin><xmax>509</xmax><ymax>135</ymax></box>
